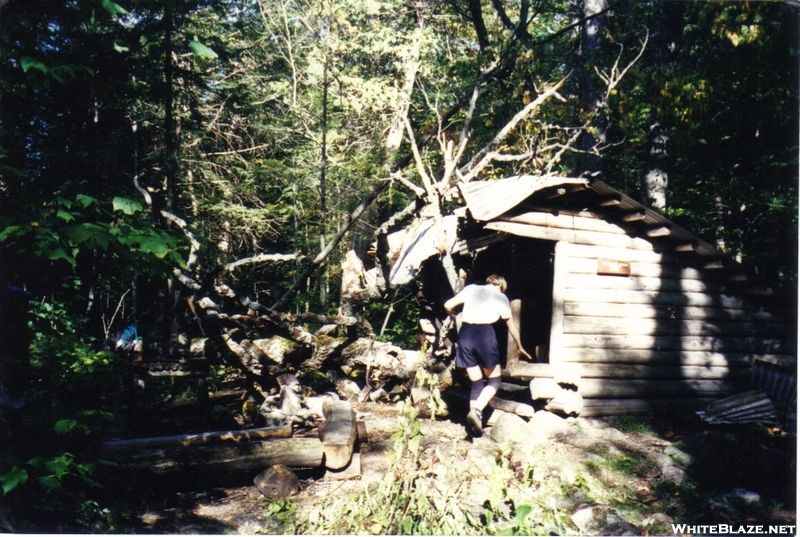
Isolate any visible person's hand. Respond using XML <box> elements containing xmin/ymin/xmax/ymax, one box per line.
<box><xmin>516</xmin><ymin>348</ymin><xmax>533</xmax><ymax>361</ymax></box>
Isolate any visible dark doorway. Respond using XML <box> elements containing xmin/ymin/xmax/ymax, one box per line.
<box><xmin>468</xmin><ymin>237</ymin><xmax>555</xmax><ymax>363</ymax></box>
<box><xmin>509</xmin><ymin>237</ymin><xmax>555</xmax><ymax>362</ymax></box>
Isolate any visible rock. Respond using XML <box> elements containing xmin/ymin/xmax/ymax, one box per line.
<box><xmin>663</xmin><ymin>445</ymin><xmax>693</xmax><ymax>466</ymax></box>
<box><xmin>489</xmin><ymin>412</ymin><xmax>533</xmax><ymax>445</ymax></box>
<box><xmin>259</xmin><ymin>407</ymin><xmax>287</xmax><ymax>427</ymax></box>
<box><xmin>661</xmin><ymin>465</ymin><xmax>686</xmax><ymax>485</ymax></box>
<box><xmin>326</xmin><ymin>370</ymin><xmax>362</xmax><ymax>401</ymax></box>
<box><xmin>252</xmin><ymin>337</ymin><xmax>297</xmax><ymax>365</ymax></box>
<box><xmin>528</xmin><ymin>410</ymin><xmax>570</xmax><ymax>437</ymax></box>
<box><xmin>254</xmin><ymin>465</ymin><xmax>299</xmax><ymax>500</ymax></box>
<box><xmin>730</xmin><ymin>488</ymin><xmax>760</xmax><ymax>504</ymax></box>
<box><xmin>280</xmin><ymin>385</ymin><xmax>302</xmax><ymax>416</ymax></box>
<box><xmin>570</xmin><ymin>505</ymin><xmax>638</xmax><ymax>536</ymax></box>
<box><xmin>641</xmin><ymin>513</ymin><xmax>675</xmax><ymax>536</ymax></box>
<box><xmin>304</xmin><ymin>394</ymin><xmax>337</xmax><ymax>419</ymax></box>
<box><xmin>466</xmin><ymin>446</ymin><xmax>499</xmax><ymax>476</ymax></box>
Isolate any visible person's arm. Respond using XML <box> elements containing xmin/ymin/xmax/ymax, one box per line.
<box><xmin>505</xmin><ymin>318</ymin><xmax>533</xmax><ymax>361</ymax></box>
<box><xmin>443</xmin><ymin>293</ymin><xmax>463</xmax><ymax>319</ymax></box>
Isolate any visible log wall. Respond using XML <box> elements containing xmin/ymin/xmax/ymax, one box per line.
<box><xmin>501</xmin><ymin>212</ymin><xmax>795</xmax><ymax>416</ymax></box>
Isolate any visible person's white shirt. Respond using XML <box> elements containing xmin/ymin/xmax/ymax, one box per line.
<box><xmin>455</xmin><ymin>284</ymin><xmax>511</xmax><ymax>325</ymax></box>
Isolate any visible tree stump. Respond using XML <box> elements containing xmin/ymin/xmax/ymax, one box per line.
<box><xmin>254</xmin><ymin>464</ymin><xmax>300</xmax><ymax>499</ymax></box>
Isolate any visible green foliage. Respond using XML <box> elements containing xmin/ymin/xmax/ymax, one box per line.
<box><xmin>608</xmin><ymin>415</ymin><xmax>655</xmax><ymax>435</ymax></box>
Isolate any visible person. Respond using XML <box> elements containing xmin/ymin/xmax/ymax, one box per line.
<box><xmin>444</xmin><ymin>274</ymin><xmax>531</xmax><ymax>437</ymax></box>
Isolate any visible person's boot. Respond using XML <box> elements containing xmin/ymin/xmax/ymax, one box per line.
<box><xmin>465</xmin><ymin>408</ymin><xmax>483</xmax><ymax>437</ymax></box>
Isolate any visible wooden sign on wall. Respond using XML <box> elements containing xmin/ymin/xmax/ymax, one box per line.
<box><xmin>597</xmin><ymin>259</ymin><xmax>631</xmax><ymax>276</ymax></box>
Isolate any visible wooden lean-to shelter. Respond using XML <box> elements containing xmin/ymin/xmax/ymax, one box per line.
<box><xmin>397</xmin><ymin>175</ymin><xmax>796</xmax><ymax>418</ymax></box>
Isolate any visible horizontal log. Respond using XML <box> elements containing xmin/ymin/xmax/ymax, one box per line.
<box><xmin>563</xmin><ymin>302</ymin><xmax>783</xmax><ymax>323</ymax></box>
<box><xmin>579</xmin><ymin>398</ymin><xmax>715</xmax><ymax>417</ymax></box>
<box><xmin>500</xmin><ymin>212</ymin><xmax>627</xmax><ymax>235</ymax></box>
<box><xmin>484</xmin><ymin>221</ymin><xmax>654</xmax><ymax>251</ymax></box>
<box><xmin>561</xmin><ymin>334</ymin><xmax>789</xmax><ymax>354</ymax></box>
<box><xmin>545</xmin><ymin>390</ymin><xmax>584</xmax><ymax>416</ymax></box>
<box><xmin>103</xmin><ymin>437</ymin><xmax>324</xmax><ymax>474</ymax></box>
<box><xmin>563</xmin><ymin>315</ymin><xmax>788</xmax><ymax>338</ymax></box>
<box><xmin>504</xmin><ymin>362</ymin><xmax>553</xmax><ymax>380</ymax></box>
<box><xmin>562</xmin><ymin>288</ymin><xmax>750</xmax><ymax>309</ymax></box>
<box><xmin>564</xmin><ymin>273</ymin><xmax>728</xmax><ymax>294</ymax></box>
<box><xmin>578</xmin><ymin>378</ymin><xmax>749</xmax><ymax>399</ymax></box>
<box><xmin>563</xmin><ymin>243</ymin><xmax>670</xmax><ymax>264</ymax></box>
<box><xmin>488</xmin><ymin>396</ymin><xmax>535</xmax><ymax>418</ymax></box>
<box><xmin>101</xmin><ymin>425</ymin><xmax>293</xmax><ymax>454</ymax></box>
<box><xmin>565</xmin><ymin>257</ymin><xmax>707</xmax><ymax>281</ymax></box>
<box><xmin>557</xmin><ymin>348</ymin><xmax>789</xmax><ymax>367</ymax></box>
<box><xmin>568</xmin><ymin>363</ymin><xmax>752</xmax><ymax>380</ymax></box>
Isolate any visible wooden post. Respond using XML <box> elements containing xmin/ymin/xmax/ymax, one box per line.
<box><xmin>548</xmin><ymin>241</ymin><xmax>568</xmax><ymax>365</ymax></box>
<box><xmin>506</xmin><ymin>299</ymin><xmax>522</xmax><ymax>368</ymax></box>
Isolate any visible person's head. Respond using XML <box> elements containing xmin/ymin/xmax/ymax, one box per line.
<box><xmin>485</xmin><ymin>274</ymin><xmax>507</xmax><ymax>293</ymax></box>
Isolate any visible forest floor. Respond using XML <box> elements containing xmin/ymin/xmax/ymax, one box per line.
<box><xmin>93</xmin><ymin>400</ymin><xmax>796</xmax><ymax>535</ymax></box>
<box><xmin>5</xmin><ymin>396</ymin><xmax>796</xmax><ymax>535</ymax></box>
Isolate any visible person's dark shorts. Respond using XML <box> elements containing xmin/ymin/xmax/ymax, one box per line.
<box><xmin>455</xmin><ymin>323</ymin><xmax>500</xmax><ymax>369</ymax></box>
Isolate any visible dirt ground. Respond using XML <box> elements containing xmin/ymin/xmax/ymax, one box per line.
<box><xmin>102</xmin><ymin>400</ymin><xmax>795</xmax><ymax>535</ymax></box>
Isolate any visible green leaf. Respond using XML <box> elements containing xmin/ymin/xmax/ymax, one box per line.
<box><xmin>138</xmin><ymin>234</ymin><xmax>171</xmax><ymax>258</ymax></box>
<box><xmin>54</xmin><ymin>419</ymin><xmax>77</xmax><ymax>435</ymax></box>
<box><xmin>46</xmin><ymin>458</ymin><xmax>70</xmax><ymax>480</ymax></box>
<box><xmin>0</xmin><ymin>225</ymin><xmax>25</xmax><ymax>243</ymax></box>
<box><xmin>56</xmin><ymin>210</ymin><xmax>75</xmax><ymax>223</ymax></box>
<box><xmin>113</xmin><ymin>40</ymin><xmax>130</xmax><ymax>53</ymax></box>
<box><xmin>0</xmin><ymin>467</ymin><xmax>28</xmax><ymax>494</ymax></box>
<box><xmin>112</xmin><ymin>196</ymin><xmax>142</xmax><ymax>215</ymax></box>
<box><xmin>76</xmin><ymin>194</ymin><xmax>99</xmax><ymax>208</ymax></box>
<box><xmin>20</xmin><ymin>57</ymin><xmax>49</xmax><ymax>74</ymax></box>
<box><xmin>101</xmin><ymin>0</ymin><xmax>128</xmax><ymax>16</ymax></box>
<box><xmin>188</xmin><ymin>37</ymin><xmax>218</xmax><ymax>60</ymax></box>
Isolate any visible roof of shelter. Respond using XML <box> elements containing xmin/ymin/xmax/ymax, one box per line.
<box><xmin>457</xmin><ymin>175</ymin><xmax>754</xmax><ymax>282</ymax></box>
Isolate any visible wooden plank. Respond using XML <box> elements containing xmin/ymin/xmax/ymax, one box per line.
<box><xmin>561</xmin><ymin>333</ymin><xmax>788</xmax><ymax>354</ymax></box>
<box><xmin>558</xmin><ymin>348</ymin><xmax>788</xmax><ymax>367</ymax></box>
<box><xmin>578</xmin><ymin>378</ymin><xmax>749</xmax><ymax>399</ymax></box>
<box><xmin>563</xmin><ymin>316</ymin><xmax>788</xmax><ymax>338</ymax></box>
<box><xmin>320</xmin><ymin>400</ymin><xmax>357</xmax><ymax>470</ymax></box>
<box><xmin>549</xmin><ymin>241</ymin><xmax>568</xmax><ymax>365</ymax></box>
<box><xmin>484</xmin><ymin>221</ymin><xmax>654</xmax><ymax>251</ymax></box>
<box><xmin>563</xmin><ymin>302</ymin><xmax>784</xmax><ymax>323</ymax></box>
<box><xmin>101</xmin><ymin>425</ymin><xmax>293</xmax><ymax>455</ymax></box>
<box><xmin>563</xmin><ymin>273</ymin><xmax>729</xmax><ymax>294</ymax></box>
<box><xmin>562</xmin><ymin>288</ymin><xmax>749</xmax><ymax>309</ymax></box>
<box><xmin>104</xmin><ymin>437</ymin><xmax>324</xmax><ymax>474</ymax></box>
